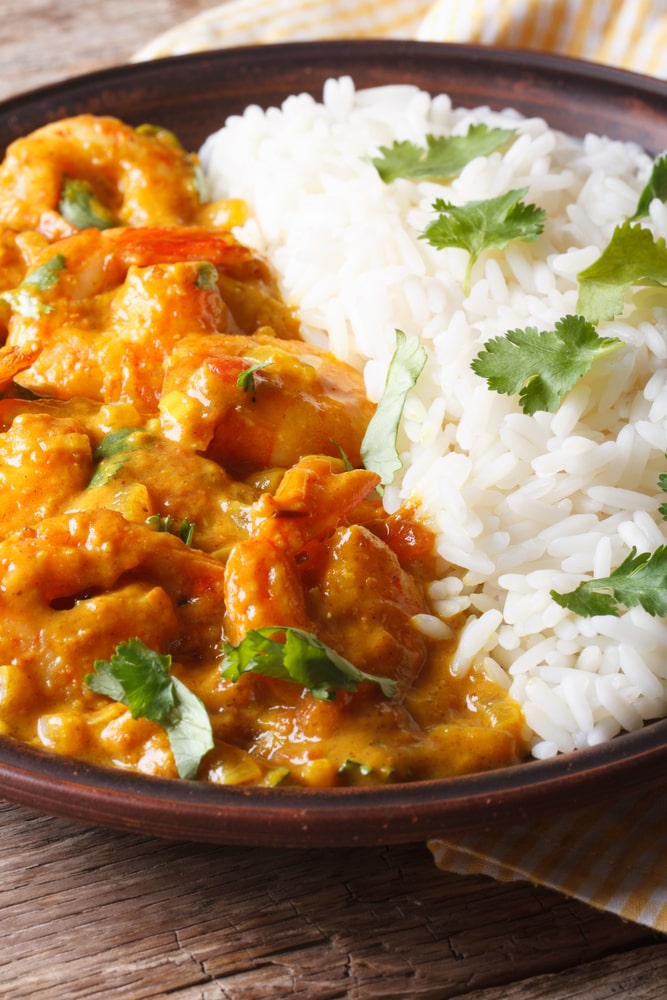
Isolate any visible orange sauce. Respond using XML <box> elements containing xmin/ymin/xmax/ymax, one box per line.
<box><xmin>0</xmin><ymin>115</ymin><xmax>528</xmax><ymax>786</ymax></box>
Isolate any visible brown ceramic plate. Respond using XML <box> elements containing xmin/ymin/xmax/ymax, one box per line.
<box><xmin>1</xmin><ymin>40</ymin><xmax>667</xmax><ymax>847</ymax></box>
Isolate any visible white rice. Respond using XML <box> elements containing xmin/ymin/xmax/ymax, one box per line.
<box><xmin>200</xmin><ymin>76</ymin><xmax>667</xmax><ymax>759</ymax></box>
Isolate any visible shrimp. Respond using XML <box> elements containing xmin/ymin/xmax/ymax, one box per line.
<box><xmin>0</xmin><ymin>227</ymin><xmax>49</xmax><ymax>340</ymax></box>
<box><xmin>0</xmin><ymin>406</ymin><xmax>91</xmax><ymax>539</ymax></box>
<box><xmin>0</xmin><ymin>507</ymin><xmax>227</xmax><ymax>703</ymax></box>
<box><xmin>0</xmin><ymin>343</ymin><xmax>41</xmax><ymax>392</ymax></box>
<box><xmin>223</xmin><ymin>455</ymin><xmax>429</xmax><ymax>703</ymax></box>
<box><xmin>223</xmin><ymin>456</ymin><xmax>380</xmax><ymax>642</ymax></box>
<box><xmin>0</xmin><ymin>115</ymin><xmax>204</xmax><ymax>238</ymax></box>
<box><xmin>0</xmin><ymin>227</ymin><xmax>48</xmax><ymax>293</ymax></box>
<box><xmin>4</xmin><ymin>226</ymin><xmax>278</xmax><ymax>409</ymax></box>
<box><xmin>159</xmin><ymin>331</ymin><xmax>375</xmax><ymax>472</ymax></box>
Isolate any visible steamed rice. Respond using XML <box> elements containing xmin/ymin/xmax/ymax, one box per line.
<box><xmin>200</xmin><ymin>76</ymin><xmax>667</xmax><ymax>760</ymax></box>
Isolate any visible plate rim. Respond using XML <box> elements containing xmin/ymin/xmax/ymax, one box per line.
<box><xmin>1</xmin><ymin>716</ymin><xmax>666</xmax><ymax>846</ymax></box>
<box><xmin>1</xmin><ymin>38</ymin><xmax>667</xmax><ymax>846</ymax></box>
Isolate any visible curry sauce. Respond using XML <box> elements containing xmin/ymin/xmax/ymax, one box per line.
<box><xmin>0</xmin><ymin>114</ymin><xmax>527</xmax><ymax>786</ymax></box>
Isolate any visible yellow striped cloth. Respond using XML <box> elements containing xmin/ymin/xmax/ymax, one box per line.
<box><xmin>136</xmin><ymin>0</ymin><xmax>667</xmax><ymax>76</ymax></box>
<box><xmin>430</xmin><ymin>787</ymin><xmax>667</xmax><ymax>930</ymax></box>
<box><xmin>136</xmin><ymin>0</ymin><xmax>667</xmax><ymax>934</ymax></box>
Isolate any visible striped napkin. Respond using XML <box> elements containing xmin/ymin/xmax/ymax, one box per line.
<box><xmin>136</xmin><ymin>0</ymin><xmax>667</xmax><ymax>76</ymax></box>
<box><xmin>135</xmin><ymin>0</ymin><xmax>667</xmax><ymax>933</ymax></box>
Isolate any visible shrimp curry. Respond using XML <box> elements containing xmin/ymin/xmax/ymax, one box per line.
<box><xmin>0</xmin><ymin>115</ymin><xmax>527</xmax><ymax>786</ymax></box>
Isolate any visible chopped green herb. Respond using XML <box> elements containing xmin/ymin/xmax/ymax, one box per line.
<box><xmin>236</xmin><ymin>360</ymin><xmax>273</xmax><ymax>393</ymax></box>
<box><xmin>659</xmin><ymin>466</ymin><xmax>667</xmax><ymax>521</ymax></box>
<box><xmin>220</xmin><ymin>626</ymin><xmax>397</xmax><ymax>701</ymax></box>
<box><xmin>135</xmin><ymin>123</ymin><xmax>183</xmax><ymax>149</ymax></box>
<box><xmin>576</xmin><ymin>221</ymin><xmax>667</xmax><ymax>322</ymax></box>
<box><xmin>93</xmin><ymin>427</ymin><xmax>141</xmax><ymax>460</ymax></box>
<box><xmin>58</xmin><ymin>178</ymin><xmax>117</xmax><ymax>231</ymax></box>
<box><xmin>338</xmin><ymin>759</ymin><xmax>374</xmax><ymax>776</ymax></box>
<box><xmin>471</xmin><ymin>314</ymin><xmax>623</xmax><ymax>414</ymax></box>
<box><xmin>195</xmin><ymin>262</ymin><xmax>218</xmax><ymax>290</ymax></box>
<box><xmin>329</xmin><ymin>438</ymin><xmax>354</xmax><ymax>471</ymax></box>
<box><xmin>371</xmin><ymin>124</ymin><xmax>515</xmax><ymax>183</ymax></box>
<box><xmin>0</xmin><ymin>254</ymin><xmax>66</xmax><ymax>317</ymax></box>
<box><xmin>551</xmin><ymin>546</ymin><xmax>667</xmax><ymax>618</ymax></box>
<box><xmin>87</xmin><ymin>427</ymin><xmax>142</xmax><ymax>488</ymax></box>
<box><xmin>0</xmin><ymin>289</ymin><xmax>54</xmax><ymax>318</ymax></box>
<box><xmin>85</xmin><ymin>638</ymin><xmax>214</xmax><ymax>779</ymax></box>
<box><xmin>632</xmin><ymin>153</ymin><xmax>667</xmax><ymax>220</ymax></box>
<box><xmin>191</xmin><ymin>163</ymin><xmax>208</xmax><ymax>203</ymax></box>
<box><xmin>179</xmin><ymin>519</ymin><xmax>195</xmax><ymax>547</ymax></box>
<box><xmin>360</xmin><ymin>329</ymin><xmax>427</xmax><ymax>488</ymax></box>
<box><xmin>421</xmin><ymin>187</ymin><xmax>545</xmax><ymax>295</ymax></box>
<box><xmin>147</xmin><ymin>513</ymin><xmax>195</xmax><ymax>546</ymax></box>
<box><xmin>22</xmin><ymin>254</ymin><xmax>67</xmax><ymax>292</ymax></box>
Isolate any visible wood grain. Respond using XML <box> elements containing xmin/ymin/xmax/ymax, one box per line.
<box><xmin>0</xmin><ymin>3</ymin><xmax>666</xmax><ymax>996</ymax></box>
<box><xmin>1</xmin><ymin>0</ymin><xmax>215</xmax><ymax>101</ymax></box>
<box><xmin>0</xmin><ymin>801</ymin><xmax>663</xmax><ymax>999</ymax></box>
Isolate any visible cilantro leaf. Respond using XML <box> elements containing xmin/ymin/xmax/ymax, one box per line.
<box><xmin>659</xmin><ymin>468</ymin><xmax>667</xmax><ymax>521</ymax></box>
<box><xmin>360</xmin><ymin>329</ymin><xmax>427</xmax><ymax>487</ymax></box>
<box><xmin>371</xmin><ymin>124</ymin><xmax>515</xmax><ymax>183</ymax></box>
<box><xmin>338</xmin><ymin>759</ymin><xmax>374</xmax><ymax>776</ymax></box>
<box><xmin>135</xmin><ymin>123</ymin><xmax>184</xmax><ymax>148</ymax></box>
<box><xmin>220</xmin><ymin>626</ymin><xmax>397</xmax><ymax>701</ymax></box>
<box><xmin>87</xmin><ymin>427</ymin><xmax>142</xmax><ymax>488</ymax></box>
<box><xmin>0</xmin><ymin>253</ymin><xmax>66</xmax><ymax>317</ymax></box>
<box><xmin>147</xmin><ymin>513</ymin><xmax>195</xmax><ymax>546</ymax></box>
<box><xmin>236</xmin><ymin>360</ymin><xmax>272</xmax><ymax>393</ymax></box>
<box><xmin>471</xmin><ymin>314</ymin><xmax>623</xmax><ymax>414</ymax></box>
<box><xmin>0</xmin><ymin>289</ymin><xmax>54</xmax><ymax>319</ymax></box>
<box><xmin>329</xmin><ymin>438</ymin><xmax>354</xmax><ymax>471</ymax></box>
<box><xmin>195</xmin><ymin>262</ymin><xmax>218</xmax><ymax>290</ymax></box>
<box><xmin>58</xmin><ymin>178</ymin><xmax>117</xmax><ymax>231</ymax></box>
<box><xmin>632</xmin><ymin>153</ymin><xmax>667</xmax><ymax>220</ymax></box>
<box><xmin>551</xmin><ymin>546</ymin><xmax>667</xmax><ymax>618</ymax></box>
<box><xmin>85</xmin><ymin>638</ymin><xmax>213</xmax><ymax>779</ymax></box>
<box><xmin>576</xmin><ymin>221</ymin><xmax>667</xmax><ymax>321</ymax></box>
<box><xmin>93</xmin><ymin>427</ymin><xmax>142</xmax><ymax>460</ymax></box>
<box><xmin>22</xmin><ymin>254</ymin><xmax>67</xmax><ymax>291</ymax></box>
<box><xmin>421</xmin><ymin>187</ymin><xmax>545</xmax><ymax>295</ymax></box>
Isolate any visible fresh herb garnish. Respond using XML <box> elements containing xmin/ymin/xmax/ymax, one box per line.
<box><xmin>236</xmin><ymin>360</ymin><xmax>273</xmax><ymax>393</ymax></box>
<box><xmin>220</xmin><ymin>626</ymin><xmax>397</xmax><ymax>701</ymax></box>
<box><xmin>134</xmin><ymin>123</ymin><xmax>183</xmax><ymax>148</ymax></box>
<box><xmin>195</xmin><ymin>262</ymin><xmax>218</xmax><ymax>290</ymax></box>
<box><xmin>0</xmin><ymin>253</ymin><xmax>66</xmax><ymax>317</ymax></box>
<box><xmin>338</xmin><ymin>759</ymin><xmax>374</xmax><ymax>776</ymax></box>
<box><xmin>659</xmin><ymin>466</ymin><xmax>667</xmax><ymax>521</ymax></box>
<box><xmin>632</xmin><ymin>153</ymin><xmax>667</xmax><ymax>220</ymax></box>
<box><xmin>87</xmin><ymin>427</ymin><xmax>141</xmax><ymax>488</ymax></box>
<box><xmin>94</xmin><ymin>427</ymin><xmax>141</xmax><ymax>460</ymax></box>
<box><xmin>551</xmin><ymin>546</ymin><xmax>667</xmax><ymax>618</ymax></box>
<box><xmin>360</xmin><ymin>329</ymin><xmax>427</xmax><ymax>488</ymax></box>
<box><xmin>58</xmin><ymin>178</ymin><xmax>117</xmax><ymax>231</ymax></box>
<box><xmin>371</xmin><ymin>125</ymin><xmax>515</xmax><ymax>183</ymax></box>
<box><xmin>85</xmin><ymin>638</ymin><xmax>214</xmax><ymax>779</ymax></box>
<box><xmin>147</xmin><ymin>513</ymin><xmax>195</xmax><ymax>546</ymax></box>
<box><xmin>329</xmin><ymin>438</ymin><xmax>354</xmax><ymax>471</ymax></box>
<box><xmin>471</xmin><ymin>314</ymin><xmax>623</xmax><ymax>414</ymax></box>
<box><xmin>576</xmin><ymin>221</ymin><xmax>667</xmax><ymax>322</ymax></box>
<box><xmin>421</xmin><ymin>187</ymin><xmax>545</xmax><ymax>295</ymax></box>
<box><xmin>22</xmin><ymin>254</ymin><xmax>67</xmax><ymax>291</ymax></box>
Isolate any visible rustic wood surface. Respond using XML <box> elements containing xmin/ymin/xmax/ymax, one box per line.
<box><xmin>1</xmin><ymin>2</ymin><xmax>666</xmax><ymax>997</ymax></box>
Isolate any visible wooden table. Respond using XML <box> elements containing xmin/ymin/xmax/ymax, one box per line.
<box><xmin>1</xmin><ymin>3</ymin><xmax>666</xmax><ymax>997</ymax></box>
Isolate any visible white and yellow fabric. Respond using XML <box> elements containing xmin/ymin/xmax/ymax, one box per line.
<box><xmin>431</xmin><ymin>786</ymin><xmax>667</xmax><ymax>931</ymax></box>
<box><xmin>136</xmin><ymin>0</ymin><xmax>667</xmax><ymax>78</ymax></box>
<box><xmin>136</xmin><ymin>0</ymin><xmax>667</xmax><ymax>935</ymax></box>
